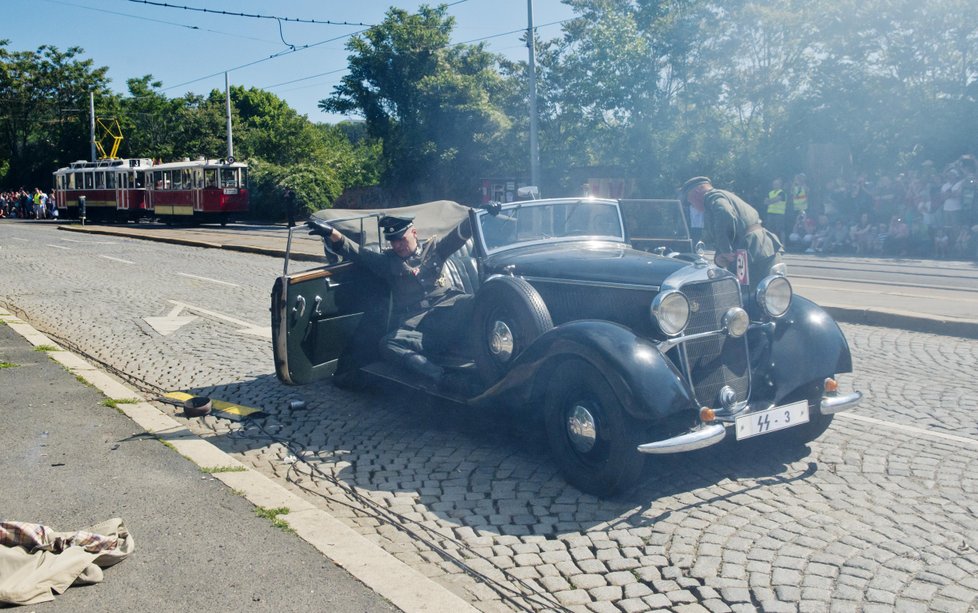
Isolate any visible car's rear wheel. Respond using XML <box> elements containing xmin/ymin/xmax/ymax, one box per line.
<box><xmin>544</xmin><ymin>358</ymin><xmax>645</xmax><ymax>497</ymax></box>
<box><xmin>472</xmin><ymin>276</ymin><xmax>553</xmax><ymax>386</ymax></box>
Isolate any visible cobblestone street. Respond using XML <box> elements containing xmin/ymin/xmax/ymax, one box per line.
<box><xmin>2</xmin><ymin>223</ymin><xmax>977</xmax><ymax>612</ymax></box>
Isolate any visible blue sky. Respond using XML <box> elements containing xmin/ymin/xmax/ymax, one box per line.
<box><xmin>5</xmin><ymin>0</ymin><xmax>575</xmax><ymax>123</ymax></box>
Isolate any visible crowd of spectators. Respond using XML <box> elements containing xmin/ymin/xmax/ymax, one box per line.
<box><xmin>764</xmin><ymin>155</ymin><xmax>978</xmax><ymax>260</ymax></box>
<box><xmin>0</xmin><ymin>188</ymin><xmax>58</xmax><ymax>220</ymax></box>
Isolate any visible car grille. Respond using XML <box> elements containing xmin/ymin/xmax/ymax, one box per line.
<box><xmin>679</xmin><ymin>278</ymin><xmax>750</xmax><ymax>407</ymax></box>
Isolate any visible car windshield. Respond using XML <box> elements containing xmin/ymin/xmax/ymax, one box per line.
<box><xmin>477</xmin><ymin>199</ymin><xmax>625</xmax><ymax>252</ymax></box>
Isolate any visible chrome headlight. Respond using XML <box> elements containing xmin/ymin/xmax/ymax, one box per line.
<box><xmin>757</xmin><ymin>275</ymin><xmax>792</xmax><ymax>318</ymax></box>
<box><xmin>652</xmin><ymin>290</ymin><xmax>690</xmax><ymax>337</ymax></box>
<box><xmin>723</xmin><ymin>307</ymin><xmax>750</xmax><ymax>337</ymax></box>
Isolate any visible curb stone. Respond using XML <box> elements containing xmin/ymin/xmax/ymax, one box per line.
<box><xmin>0</xmin><ymin>308</ymin><xmax>480</xmax><ymax>613</ymax></box>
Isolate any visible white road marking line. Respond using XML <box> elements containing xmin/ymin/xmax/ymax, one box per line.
<box><xmin>61</xmin><ymin>238</ymin><xmax>117</xmax><ymax>245</ymax></box>
<box><xmin>46</xmin><ymin>244</ymin><xmax>70</xmax><ymax>250</ymax></box>
<box><xmin>176</xmin><ymin>272</ymin><xmax>240</xmax><ymax>287</ymax></box>
<box><xmin>168</xmin><ymin>300</ymin><xmax>270</xmax><ymax>338</ymax></box>
<box><xmin>99</xmin><ymin>255</ymin><xmax>134</xmax><ymax>264</ymax></box>
<box><xmin>10</xmin><ymin>237</ymin><xmax>28</xmax><ymax>242</ymax></box>
<box><xmin>836</xmin><ymin>412</ymin><xmax>978</xmax><ymax>448</ymax></box>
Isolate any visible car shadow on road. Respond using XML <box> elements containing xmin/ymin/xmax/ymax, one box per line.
<box><xmin>170</xmin><ymin>374</ymin><xmax>823</xmax><ymax>536</ymax></box>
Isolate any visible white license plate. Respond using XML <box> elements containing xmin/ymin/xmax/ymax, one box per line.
<box><xmin>735</xmin><ymin>400</ymin><xmax>809</xmax><ymax>440</ymax></box>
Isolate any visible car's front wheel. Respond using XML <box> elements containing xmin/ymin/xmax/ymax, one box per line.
<box><xmin>544</xmin><ymin>358</ymin><xmax>645</xmax><ymax>497</ymax></box>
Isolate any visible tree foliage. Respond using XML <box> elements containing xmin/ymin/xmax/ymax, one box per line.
<box><xmin>0</xmin><ymin>41</ymin><xmax>110</xmax><ymax>186</ymax></box>
<box><xmin>321</xmin><ymin>5</ymin><xmax>511</xmax><ymax>203</ymax></box>
<box><xmin>1</xmin><ymin>1</ymin><xmax>976</xmax><ymax>211</ymax></box>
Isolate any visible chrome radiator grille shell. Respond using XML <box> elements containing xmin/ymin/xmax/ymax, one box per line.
<box><xmin>677</xmin><ymin>278</ymin><xmax>751</xmax><ymax>407</ymax></box>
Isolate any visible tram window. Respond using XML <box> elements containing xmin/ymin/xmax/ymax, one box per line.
<box><xmin>166</xmin><ymin>171</ymin><xmax>178</xmax><ymax>189</ymax></box>
<box><xmin>106</xmin><ymin>173</ymin><xmax>117</xmax><ymax>189</ymax></box>
<box><xmin>83</xmin><ymin>173</ymin><xmax>94</xmax><ymax>189</ymax></box>
<box><xmin>204</xmin><ymin>169</ymin><xmax>218</xmax><ymax>188</ymax></box>
<box><xmin>192</xmin><ymin>170</ymin><xmax>203</xmax><ymax>188</ymax></box>
<box><xmin>95</xmin><ymin>172</ymin><xmax>105</xmax><ymax>189</ymax></box>
<box><xmin>182</xmin><ymin>169</ymin><xmax>193</xmax><ymax>189</ymax></box>
<box><xmin>134</xmin><ymin>173</ymin><xmax>145</xmax><ymax>188</ymax></box>
<box><xmin>240</xmin><ymin>168</ymin><xmax>248</xmax><ymax>187</ymax></box>
<box><xmin>152</xmin><ymin>171</ymin><xmax>163</xmax><ymax>189</ymax></box>
<box><xmin>220</xmin><ymin>168</ymin><xmax>237</xmax><ymax>188</ymax></box>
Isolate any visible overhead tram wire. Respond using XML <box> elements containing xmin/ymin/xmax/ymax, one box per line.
<box><xmin>258</xmin><ymin>16</ymin><xmax>573</xmax><ymax>96</ymax></box>
<box><xmin>39</xmin><ymin>0</ymin><xmax>277</xmax><ymax>44</ymax></box>
<box><xmin>118</xmin><ymin>0</ymin><xmax>566</xmax><ymax>107</ymax></box>
<box><xmin>125</xmin><ymin>0</ymin><xmax>371</xmax><ymax>27</ymax></box>
<box><xmin>160</xmin><ymin>29</ymin><xmax>365</xmax><ymax>94</ymax></box>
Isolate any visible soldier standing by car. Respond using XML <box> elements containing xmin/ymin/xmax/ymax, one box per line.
<box><xmin>681</xmin><ymin>176</ymin><xmax>784</xmax><ymax>289</ymax></box>
<box><xmin>307</xmin><ymin>204</ymin><xmax>499</xmax><ymax>393</ymax></box>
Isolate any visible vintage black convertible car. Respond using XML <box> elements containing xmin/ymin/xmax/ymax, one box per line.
<box><xmin>271</xmin><ymin>198</ymin><xmax>861</xmax><ymax>497</ymax></box>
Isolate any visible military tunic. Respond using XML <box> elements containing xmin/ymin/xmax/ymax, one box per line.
<box><xmin>332</xmin><ymin>219</ymin><xmax>475</xmax><ymax>379</ymax></box>
<box><xmin>702</xmin><ymin>189</ymin><xmax>784</xmax><ymax>288</ymax></box>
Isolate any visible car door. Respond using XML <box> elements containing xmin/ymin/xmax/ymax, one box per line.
<box><xmin>271</xmin><ymin>259</ymin><xmax>388</xmax><ymax>385</ymax></box>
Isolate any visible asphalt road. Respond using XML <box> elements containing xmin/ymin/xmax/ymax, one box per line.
<box><xmin>2</xmin><ymin>218</ymin><xmax>978</xmax><ymax>612</ymax></box>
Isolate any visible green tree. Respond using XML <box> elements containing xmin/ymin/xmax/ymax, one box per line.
<box><xmin>0</xmin><ymin>41</ymin><xmax>110</xmax><ymax>186</ymax></box>
<box><xmin>321</xmin><ymin>5</ymin><xmax>510</xmax><ymax>203</ymax></box>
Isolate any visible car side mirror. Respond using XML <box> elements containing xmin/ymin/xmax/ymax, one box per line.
<box><xmin>517</xmin><ymin>186</ymin><xmax>539</xmax><ymax>200</ymax></box>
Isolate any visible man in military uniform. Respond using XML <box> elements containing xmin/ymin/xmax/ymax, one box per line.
<box><xmin>681</xmin><ymin>177</ymin><xmax>784</xmax><ymax>289</ymax></box>
<box><xmin>307</xmin><ymin>205</ymin><xmax>499</xmax><ymax>391</ymax></box>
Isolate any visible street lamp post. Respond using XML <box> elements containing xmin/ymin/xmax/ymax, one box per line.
<box><xmin>527</xmin><ymin>0</ymin><xmax>540</xmax><ymax>189</ymax></box>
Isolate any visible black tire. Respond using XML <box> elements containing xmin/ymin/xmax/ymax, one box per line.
<box><xmin>544</xmin><ymin>358</ymin><xmax>645</xmax><ymax>497</ymax></box>
<box><xmin>472</xmin><ymin>276</ymin><xmax>553</xmax><ymax>386</ymax></box>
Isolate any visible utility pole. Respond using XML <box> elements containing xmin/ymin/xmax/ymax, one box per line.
<box><xmin>89</xmin><ymin>92</ymin><xmax>97</xmax><ymax>162</ymax></box>
<box><xmin>527</xmin><ymin>0</ymin><xmax>540</xmax><ymax>188</ymax></box>
<box><xmin>225</xmin><ymin>72</ymin><xmax>234</xmax><ymax>161</ymax></box>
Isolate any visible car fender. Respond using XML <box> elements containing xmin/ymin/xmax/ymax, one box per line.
<box><xmin>767</xmin><ymin>295</ymin><xmax>854</xmax><ymax>404</ymax></box>
<box><xmin>474</xmin><ymin>319</ymin><xmax>695</xmax><ymax>422</ymax></box>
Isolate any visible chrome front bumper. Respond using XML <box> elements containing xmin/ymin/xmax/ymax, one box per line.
<box><xmin>636</xmin><ymin>390</ymin><xmax>863</xmax><ymax>455</ymax></box>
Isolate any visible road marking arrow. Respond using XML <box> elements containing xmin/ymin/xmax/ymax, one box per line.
<box><xmin>144</xmin><ymin>304</ymin><xmax>198</xmax><ymax>336</ymax></box>
<box><xmin>169</xmin><ymin>300</ymin><xmax>271</xmax><ymax>339</ymax></box>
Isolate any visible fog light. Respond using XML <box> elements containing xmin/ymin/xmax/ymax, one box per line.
<box><xmin>723</xmin><ymin>307</ymin><xmax>750</xmax><ymax>337</ymax></box>
<box><xmin>824</xmin><ymin>377</ymin><xmax>838</xmax><ymax>393</ymax></box>
<box><xmin>700</xmin><ymin>406</ymin><xmax>716</xmax><ymax>422</ymax></box>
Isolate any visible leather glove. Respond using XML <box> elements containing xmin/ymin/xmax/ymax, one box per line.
<box><xmin>306</xmin><ymin>219</ymin><xmax>335</xmax><ymax>239</ymax></box>
<box><xmin>480</xmin><ymin>201</ymin><xmax>502</xmax><ymax>216</ymax></box>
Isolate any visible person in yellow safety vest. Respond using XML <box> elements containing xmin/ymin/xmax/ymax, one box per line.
<box><xmin>764</xmin><ymin>178</ymin><xmax>787</xmax><ymax>241</ymax></box>
<box><xmin>789</xmin><ymin>173</ymin><xmax>808</xmax><ymax>236</ymax></box>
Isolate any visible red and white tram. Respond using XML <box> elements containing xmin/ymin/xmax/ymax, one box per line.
<box><xmin>52</xmin><ymin>157</ymin><xmax>249</xmax><ymax>224</ymax></box>
<box><xmin>53</xmin><ymin>158</ymin><xmax>153</xmax><ymax>222</ymax></box>
<box><xmin>147</xmin><ymin>158</ymin><xmax>249</xmax><ymax>225</ymax></box>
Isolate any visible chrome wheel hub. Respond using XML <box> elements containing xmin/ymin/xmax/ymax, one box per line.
<box><xmin>489</xmin><ymin>320</ymin><xmax>514</xmax><ymax>361</ymax></box>
<box><xmin>567</xmin><ymin>404</ymin><xmax>597</xmax><ymax>453</ymax></box>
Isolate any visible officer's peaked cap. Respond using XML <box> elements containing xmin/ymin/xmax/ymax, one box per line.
<box><xmin>680</xmin><ymin>176</ymin><xmax>712</xmax><ymax>195</ymax></box>
<box><xmin>379</xmin><ymin>215</ymin><xmax>415</xmax><ymax>240</ymax></box>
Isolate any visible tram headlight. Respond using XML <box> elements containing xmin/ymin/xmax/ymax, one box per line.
<box><xmin>652</xmin><ymin>290</ymin><xmax>690</xmax><ymax>337</ymax></box>
<box><xmin>757</xmin><ymin>275</ymin><xmax>793</xmax><ymax>318</ymax></box>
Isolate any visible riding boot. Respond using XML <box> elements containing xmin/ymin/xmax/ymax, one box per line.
<box><xmin>403</xmin><ymin>353</ymin><xmax>445</xmax><ymax>384</ymax></box>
